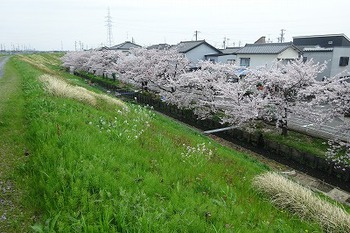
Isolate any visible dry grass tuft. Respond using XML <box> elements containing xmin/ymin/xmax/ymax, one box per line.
<box><xmin>18</xmin><ymin>56</ymin><xmax>57</xmax><ymax>75</ymax></box>
<box><xmin>39</xmin><ymin>74</ymin><xmax>126</xmax><ymax>108</ymax></box>
<box><xmin>92</xmin><ymin>92</ymin><xmax>125</xmax><ymax>108</ymax></box>
<box><xmin>39</xmin><ymin>74</ymin><xmax>97</xmax><ymax>105</ymax></box>
<box><xmin>253</xmin><ymin>172</ymin><xmax>350</xmax><ymax>233</ymax></box>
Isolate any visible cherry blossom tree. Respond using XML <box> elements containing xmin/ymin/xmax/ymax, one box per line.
<box><xmin>302</xmin><ymin>74</ymin><xmax>350</xmax><ymax>168</ymax></box>
<box><xmin>62</xmin><ymin>50</ymin><xmax>337</xmax><ymax>138</ymax></box>
<box><xmin>62</xmin><ymin>50</ymin><xmax>126</xmax><ymax>80</ymax></box>
<box><xmin>85</xmin><ymin>50</ymin><xmax>125</xmax><ymax>78</ymax></box>
<box><xmin>160</xmin><ymin>61</ymin><xmax>265</xmax><ymax>126</ymax></box>
<box><xmin>62</xmin><ymin>51</ymin><xmax>94</xmax><ymax>73</ymax></box>
<box><xmin>301</xmin><ymin>74</ymin><xmax>350</xmax><ymax>124</ymax></box>
<box><xmin>117</xmin><ymin>48</ymin><xmax>190</xmax><ymax>92</ymax></box>
<box><xmin>250</xmin><ymin>58</ymin><xmax>327</xmax><ymax>136</ymax></box>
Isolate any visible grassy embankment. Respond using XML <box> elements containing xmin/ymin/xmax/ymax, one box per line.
<box><xmin>1</xmin><ymin>54</ymin><xmax>328</xmax><ymax>232</ymax></box>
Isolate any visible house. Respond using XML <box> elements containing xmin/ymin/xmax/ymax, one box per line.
<box><xmin>301</xmin><ymin>47</ymin><xmax>350</xmax><ymax>80</ymax></box>
<box><xmin>235</xmin><ymin>42</ymin><xmax>301</xmax><ymax>68</ymax></box>
<box><xmin>147</xmin><ymin>43</ymin><xmax>171</xmax><ymax>50</ymax></box>
<box><xmin>108</xmin><ymin>41</ymin><xmax>142</xmax><ymax>53</ymax></box>
<box><xmin>293</xmin><ymin>34</ymin><xmax>350</xmax><ymax>80</ymax></box>
<box><xmin>217</xmin><ymin>47</ymin><xmax>241</xmax><ymax>64</ymax></box>
<box><xmin>205</xmin><ymin>46</ymin><xmax>241</xmax><ymax>64</ymax></box>
<box><xmin>95</xmin><ymin>46</ymin><xmax>109</xmax><ymax>51</ymax></box>
<box><xmin>293</xmin><ymin>34</ymin><xmax>350</xmax><ymax>48</ymax></box>
<box><xmin>176</xmin><ymin>40</ymin><xmax>222</xmax><ymax>67</ymax></box>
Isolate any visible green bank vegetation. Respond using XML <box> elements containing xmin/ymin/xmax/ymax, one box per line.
<box><xmin>0</xmin><ymin>53</ymin><xmax>338</xmax><ymax>232</ymax></box>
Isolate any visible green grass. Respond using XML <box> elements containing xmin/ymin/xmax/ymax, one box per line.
<box><xmin>3</xmin><ymin>54</ymin><xmax>327</xmax><ymax>232</ymax></box>
<box><xmin>0</xmin><ymin>57</ymin><xmax>33</xmax><ymax>232</ymax></box>
<box><xmin>263</xmin><ymin>129</ymin><xmax>328</xmax><ymax>157</ymax></box>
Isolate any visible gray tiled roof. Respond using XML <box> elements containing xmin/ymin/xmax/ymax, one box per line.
<box><xmin>176</xmin><ymin>40</ymin><xmax>222</xmax><ymax>54</ymax></box>
<box><xmin>219</xmin><ymin>47</ymin><xmax>242</xmax><ymax>54</ymax></box>
<box><xmin>236</xmin><ymin>42</ymin><xmax>299</xmax><ymax>54</ymax></box>
<box><xmin>147</xmin><ymin>43</ymin><xmax>171</xmax><ymax>50</ymax></box>
<box><xmin>177</xmin><ymin>40</ymin><xmax>206</xmax><ymax>53</ymax></box>
<box><xmin>109</xmin><ymin>41</ymin><xmax>141</xmax><ymax>50</ymax></box>
<box><xmin>293</xmin><ymin>33</ymin><xmax>350</xmax><ymax>42</ymax></box>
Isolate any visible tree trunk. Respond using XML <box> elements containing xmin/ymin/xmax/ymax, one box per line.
<box><xmin>280</xmin><ymin>107</ymin><xmax>288</xmax><ymax>136</ymax></box>
<box><xmin>281</xmin><ymin>122</ymin><xmax>288</xmax><ymax>136</ymax></box>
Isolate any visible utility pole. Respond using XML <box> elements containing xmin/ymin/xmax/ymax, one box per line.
<box><xmin>223</xmin><ymin>37</ymin><xmax>230</xmax><ymax>49</ymax></box>
<box><xmin>279</xmin><ymin>29</ymin><xmax>286</xmax><ymax>43</ymax></box>
<box><xmin>194</xmin><ymin>30</ymin><xmax>200</xmax><ymax>41</ymax></box>
<box><xmin>106</xmin><ymin>7</ymin><xmax>114</xmax><ymax>47</ymax></box>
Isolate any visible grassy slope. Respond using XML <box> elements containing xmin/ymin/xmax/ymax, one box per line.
<box><xmin>5</xmin><ymin>54</ymin><xmax>325</xmax><ymax>232</ymax></box>
<box><xmin>0</xmin><ymin>57</ymin><xmax>32</xmax><ymax>232</ymax></box>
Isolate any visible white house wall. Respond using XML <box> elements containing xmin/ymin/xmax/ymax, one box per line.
<box><xmin>302</xmin><ymin>51</ymin><xmax>333</xmax><ymax>80</ymax></box>
<box><xmin>302</xmin><ymin>48</ymin><xmax>350</xmax><ymax>80</ymax></box>
<box><xmin>185</xmin><ymin>44</ymin><xmax>219</xmax><ymax>66</ymax></box>
<box><xmin>277</xmin><ymin>48</ymin><xmax>299</xmax><ymax>59</ymax></box>
<box><xmin>236</xmin><ymin>47</ymin><xmax>300</xmax><ymax>69</ymax></box>
<box><xmin>330</xmin><ymin>47</ymin><xmax>350</xmax><ymax>77</ymax></box>
<box><xmin>218</xmin><ymin>54</ymin><xmax>237</xmax><ymax>64</ymax></box>
<box><xmin>236</xmin><ymin>54</ymin><xmax>276</xmax><ymax>68</ymax></box>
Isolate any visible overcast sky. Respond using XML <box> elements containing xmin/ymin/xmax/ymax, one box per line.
<box><xmin>1</xmin><ymin>0</ymin><xmax>350</xmax><ymax>51</ymax></box>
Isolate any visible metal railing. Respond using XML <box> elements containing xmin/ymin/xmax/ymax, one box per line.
<box><xmin>288</xmin><ymin>117</ymin><xmax>350</xmax><ymax>142</ymax></box>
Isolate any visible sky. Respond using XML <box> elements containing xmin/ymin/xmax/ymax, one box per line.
<box><xmin>1</xmin><ymin>0</ymin><xmax>350</xmax><ymax>51</ymax></box>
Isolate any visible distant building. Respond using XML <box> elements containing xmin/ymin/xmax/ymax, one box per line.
<box><xmin>235</xmin><ymin>42</ymin><xmax>301</xmax><ymax>68</ymax></box>
<box><xmin>95</xmin><ymin>46</ymin><xmax>109</xmax><ymax>51</ymax></box>
<box><xmin>293</xmin><ymin>34</ymin><xmax>350</xmax><ymax>80</ymax></box>
<box><xmin>293</xmin><ymin>34</ymin><xmax>350</xmax><ymax>48</ymax></box>
<box><xmin>147</xmin><ymin>43</ymin><xmax>171</xmax><ymax>50</ymax></box>
<box><xmin>176</xmin><ymin>40</ymin><xmax>222</xmax><ymax>67</ymax></box>
<box><xmin>108</xmin><ymin>41</ymin><xmax>142</xmax><ymax>53</ymax></box>
<box><xmin>217</xmin><ymin>47</ymin><xmax>241</xmax><ymax>64</ymax></box>
<box><xmin>254</xmin><ymin>36</ymin><xmax>267</xmax><ymax>44</ymax></box>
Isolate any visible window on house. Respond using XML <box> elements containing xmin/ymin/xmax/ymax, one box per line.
<box><xmin>227</xmin><ymin>59</ymin><xmax>236</xmax><ymax>64</ymax></box>
<box><xmin>328</xmin><ymin>41</ymin><xmax>333</xmax><ymax>45</ymax></box>
<box><xmin>339</xmin><ymin>57</ymin><xmax>349</xmax><ymax>66</ymax></box>
<box><xmin>240</xmin><ymin>58</ymin><xmax>250</xmax><ymax>67</ymax></box>
<box><xmin>278</xmin><ymin>59</ymin><xmax>294</xmax><ymax>65</ymax></box>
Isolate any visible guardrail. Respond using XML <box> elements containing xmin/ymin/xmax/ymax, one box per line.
<box><xmin>288</xmin><ymin>117</ymin><xmax>350</xmax><ymax>142</ymax></box>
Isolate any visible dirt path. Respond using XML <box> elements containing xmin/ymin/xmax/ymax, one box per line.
<box><xmin>0</xmin><ymin>57</ymin><xmax>32</xmax><ymax>232</ymax></box>
<box><xmin>0</xmin><ymin>56</ymin><xmax>10</xmax><ymax>78</ymax></box>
